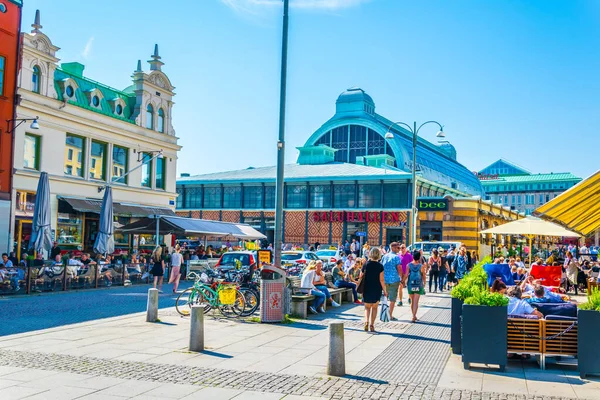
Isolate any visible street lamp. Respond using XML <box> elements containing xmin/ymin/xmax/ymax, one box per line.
<box><xmin>4</xmin><ymin>117</ymin><xmax>40</xmax><ymax>134</ymax></box>
<box><xmin>385</xmin><ymin>121</ymin><xmax>444</xmax><ymax>246</ymax></box>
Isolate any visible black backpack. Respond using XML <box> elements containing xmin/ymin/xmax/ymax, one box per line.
<box><xmin>431</xmin><ymin>259</ymin><xmax>439</xmax><ymax>272</ymax></box>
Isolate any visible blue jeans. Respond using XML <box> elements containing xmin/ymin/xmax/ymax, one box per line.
<box><xmin>335</xmin><ymin>280</ymin><xmax>357</xmax><ymax>302</ymax></box>
<box><xmin>438</xmin><ymin>271</ymin><xmax>447</xmax><ymax>291</ymax></box>
<box><xmin>315</xmin><ymin>285</ymin><xmax>331</xmax><ymax>299</ymax></box>
<box><xmin>310</xmin><ymin>289</ymin><xmax>326</xmax><ymax>309</ymax></box>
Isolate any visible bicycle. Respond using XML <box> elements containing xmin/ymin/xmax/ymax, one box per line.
<box><xmin>219</xmin><ymin>267</ymin><xmax>260</xmax><ymax>317</ymax></box>
<box><xmin>175</xmin><ymin>271</ymin><xmax>246</xmax><ymax>317</ymax></box>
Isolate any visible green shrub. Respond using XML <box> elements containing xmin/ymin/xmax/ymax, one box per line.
<box><xmin>451</xmin><ymin>256</ymin><xmax>492</xmax><ymax>301</ymax></box>
<box><xmin>579</xmin><ymin>288</ymin><xmax>600</xmax><ymax>311</ymax></box>
<box><xmin>462</xmin><ymin>286</ymin><xmax>508</xmax><ymax>307</ymax></box>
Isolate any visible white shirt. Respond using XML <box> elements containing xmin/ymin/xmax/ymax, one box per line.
<box><xmin>300</xmin><ymin>270</ymin><xmax>316</xmax><ymax>293</ymax></box>
<box><xmin>171</xmin><ymin>252</ymin><xmax>183</xmax><ymax>267</ymax></box>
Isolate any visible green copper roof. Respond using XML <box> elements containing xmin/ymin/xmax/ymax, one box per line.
<box><xmin>480</xmin><ymin>173</ymin><xmax>581</xmax><ymax>184</ymax></box>
<box><xmin>8</xmin><ymin>0</ymin><xmax>23</xmax><ymax>6</ymax></box>
<box><xmin>54</xmin><ymin>66</ymin><xmax>136</xmax><ymax>124</ymax></box>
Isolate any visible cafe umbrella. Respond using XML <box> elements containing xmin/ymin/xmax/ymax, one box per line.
<box><xmin>29</xmin><ymin>172</ymin><xmax>53</xmax><ymax>254</ymax></box>
<box><xmin>94</xmin><ymin>186</ymin><xmax>115</xmax><ymax>255</ymax></box>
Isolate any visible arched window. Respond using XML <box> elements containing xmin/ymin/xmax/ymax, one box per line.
<box><xmin>32</xmin><ymin>66</ymin><xmax>41</xmax><ymax>93</ymax></box>
<box><xmin>157</xmin><ymin>108</ymin><xmax>165</xmax><ymax>133</ymax></box>
<box><xmin>146</xmin><ymin>104</ymin><xmax>154</xmax><ymax>130</ymax></box>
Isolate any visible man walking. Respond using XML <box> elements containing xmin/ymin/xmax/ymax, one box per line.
<box><xmin>382</xmin><ymin>242</ymin><xmax>403</xmax><ymax>320</ymax></box>
<box><xmin>397</xmin><ymin>243</ymin><xmax>412</xmax><ymax>306</ymax></box>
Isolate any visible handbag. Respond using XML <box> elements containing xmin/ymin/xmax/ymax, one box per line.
<box><xmin>356</xmin><ymin>274</ymin><xmax>365</xmax><ymax>294</ymax></box>
<box><xmin>379</xmin><ymin>297</ymin><xmax>390</xmax><ymax>322</ymax></box>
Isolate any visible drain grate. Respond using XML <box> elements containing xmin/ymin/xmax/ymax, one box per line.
<box><xmin>357</xmin><ymin>297</ymin><xmax>451</xmax><ymax>385</ymax></box>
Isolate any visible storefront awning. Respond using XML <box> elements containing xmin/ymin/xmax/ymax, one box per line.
<box><xmin>533</xmin><ymin>170</ymin><xmax>600</xmax><ymax>236</ymax></box>
<box><xmin>118</xmin><ymin>216</ymin><xmax>267</xmax><ymax>240</ymax></box>
<box><xmin>58</xmin><ymin>196</ymin><xmax>176</xmax><ymax>218</ymax></box>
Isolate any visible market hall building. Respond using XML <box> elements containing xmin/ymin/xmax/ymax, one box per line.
<box><xmin>176</xmin><ymin>88</ymin><xmax>521</xmax><ymax>253</ymax></box>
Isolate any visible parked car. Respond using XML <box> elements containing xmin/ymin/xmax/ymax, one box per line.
<box><xmin>315</xmin><ymin>249</ymin><xmax>343</xmax><ymax>268</ymax></box>
<box><xmin>281</xmin><ymin>251</ymin><xmax>320</xmax><ymax>275</ymax></box>
<box><xmin>215</xmin><ymin>251</ymin><xmax>257</xmax><ymax>271</ymax></box>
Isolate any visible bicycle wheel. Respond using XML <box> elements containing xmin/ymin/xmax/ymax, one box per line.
<box><xmin>239</xmin><ymin>288</ymin><xmax>259</xmax><ymax>317</ymax></box>
<box><xmin>218</xmin><ymin>289</ymin><xmax>246</xmax><ymax>318</ymax></box>
<box><xmin>175</xmin><ymin>288</ymin><xmax>195</xmax><ymax>316</ymax></box>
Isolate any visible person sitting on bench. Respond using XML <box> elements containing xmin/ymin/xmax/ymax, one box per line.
<box><xmin>507</xmin><ymin>286</ymin><xmax>543</xmax><ymax>318</ymax></box>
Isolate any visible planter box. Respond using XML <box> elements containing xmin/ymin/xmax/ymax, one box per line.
<box><xmin>451</xmin><ymin>297</ymin><xmax>463</xmax><ymax>354</ymax></box>
<box><xmin>578</xmin><ymin>310</ymin><xmax>600</xmax><ymax>379</ymax></box>
<box><xmin>462</xmin><ymin>304</ymin><xmax>507</xmax><ymax>371</ymax></box>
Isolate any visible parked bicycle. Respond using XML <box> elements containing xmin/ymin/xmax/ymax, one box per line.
<box><xmin>219</xmin><ymin>266</ymin><xmax>260</xmax><ymax>317</ymax></box>
<box><xmin>175</xmin><ymin>270</ymin><xmax>246</xmax><ymax>318</ymax></box>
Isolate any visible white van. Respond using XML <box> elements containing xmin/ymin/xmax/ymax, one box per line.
<box><xmin>408</xmin><ymin>241</ymin><xmax>462</xmax><ymax>258</ymax></box>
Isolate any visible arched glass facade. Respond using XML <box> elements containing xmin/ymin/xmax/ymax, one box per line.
<box><xmin>314</xmin><ymin>125</ymin><xmax>395</xmax><ymax>165</ymax></box>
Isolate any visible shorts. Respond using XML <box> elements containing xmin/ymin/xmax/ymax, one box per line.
<box><xmin>408</xmin><ymin>287</ymin><xmax>425</xmax><ymax>295</ymax></box>
<box><xmin>385</xmin><ymin>282</ymin><xmax>400</xmax><ymax>302</ymax></box>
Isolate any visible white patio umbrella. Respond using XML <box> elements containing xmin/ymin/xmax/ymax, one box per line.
<box><xmin>480</xmin><ymin>216</ymin><xmax>580</xmax><ymax>264</ymax></box>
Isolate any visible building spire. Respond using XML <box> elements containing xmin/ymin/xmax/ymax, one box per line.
<box><xmin>148</xmin><ymin>43</ymin><xmax>164</xmax><ymax>71</ymax></box>
<box><xmin>136</xmin><ymin>59</ymin><xmax>142</xmax><ymax>72</ymax></box>
<box><xmin>31</xmin><ymin>9</ymin><xmax>43</xmax><ymax>34</ymax></box>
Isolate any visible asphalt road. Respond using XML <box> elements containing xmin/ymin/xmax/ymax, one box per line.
<box><xmin>0</xmin><ymin>282</ymin><xmax>191</xmax><ymax>337</ymax></box>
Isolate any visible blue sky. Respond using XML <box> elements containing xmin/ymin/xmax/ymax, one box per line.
<box><xmin>20</xmin><ymin>0</ymin><xmax>600</xmax><ymax>179</ymax></box>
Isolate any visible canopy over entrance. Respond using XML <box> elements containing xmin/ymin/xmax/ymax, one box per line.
<box><xmin>534</xmin><ymin>170</ymin><xmax>600</xmax><ymax>237</ymax></box>
<box><xmin>118</xmin><ymin>216</ymin><xmax>267</xmax><ymax>240</ymax></box>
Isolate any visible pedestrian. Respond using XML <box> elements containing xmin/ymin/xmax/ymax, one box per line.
<box><xmin>427</xmin><ymin>249</ymin><xmax>441</xmax><ymax>293</ymax></box>
<box><xmin>438</xmin><ymin>248</ymin><xmax>448</xmax><ymax>292</ymax></box>
<box><xmin>169</xmin><ymin>244</ymin><xmax>183</xmax><ymax>293</ymax></box>
<box><xmin>50</xmin><ymin>241</ymin><xmax>61</xmax><ymax>260</ymax></box>
<box><xmin>300</xmin><ymin>261</ymin><xmax>326</xmax><ymax>314</ymax></box>
<box><xmin>360</xmin><ymin>247</ymin><xmax>387</xmax><ymax>332</ymax></box>
<box><xmin>451</xmin><ymin>246</ymin><xmax>469</xmax><ymax>283</ymax></box>
<box><xmin>564</xmin><ymin>251</ymin><xmax>580</xmax><ymax>295</ymax></box>
<box><xmin>332</xmin><ymin>259</ymin><xmax>361</xmax><ymax>304</ymax></box>
<box><xmin>313</xmin><ymin>260</ymin><xmax>341</xmax><ymax>309</ymax></box>
<box><xmin>397</xmin><ymin>243</ymin><xmax>413</xmax><ymax>306</ymax></box>
<box><xmin>381</xmin><ymin>242</ymin><xmax>402</xmax><ymax>320</ymax></box>
<box><xmin>151</xmin><ymin>245</ymin><xmax>165</xmax><ymax>292</ymax></box>
<box><xmin>407</xmin><ymin>250</ymin><xmax>427</xmax><ymax>322</ymax></box>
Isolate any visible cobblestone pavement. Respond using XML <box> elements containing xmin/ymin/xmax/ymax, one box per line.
<box><xmin>0</xmin><ymin>349</ymin><xmax>588</xmax><ymax>400</ymax></box>
<box><xmin>0</xmin><ymin>282</ymin><xmax>191</xmax><ymax>336</ymax></box>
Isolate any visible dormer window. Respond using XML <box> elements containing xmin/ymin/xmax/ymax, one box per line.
<box><xmin>92</xmin><ymin>95</ymin><xmax>100</xmax><ymax>107</ymax></box>
<box><xmin>65</xmin><ymin>85</ymin><xmax>74</xmax><ymax>98</ymax></box>
<box><xmin>115</xmin><ymin>104</ymin><xmax>123</xmax><ymax>116</ymax></box>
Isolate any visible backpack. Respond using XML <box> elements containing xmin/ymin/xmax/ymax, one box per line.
<box><xmin>431</xmin><ymin>258</ymin><xmax>439</xmax><ymax>272</ymax></box>
<box><xmin>408</xmin><ymin>263</ymin><xmax>423</xmax><ymax>292</ymax></box>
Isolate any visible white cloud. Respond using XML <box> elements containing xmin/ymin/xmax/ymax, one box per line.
<box><xmin>221</xmin><ymin>0</ymin><xmax>370</xmax><ymax>14</ymax></box>
<box><xmin>81</xmin><ymin>36</ymin><xmax>94</xmax><ymax>59</ymax></box>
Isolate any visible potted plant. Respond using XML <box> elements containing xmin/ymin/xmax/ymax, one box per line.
<box><xmin>450</xmin><ymin>256</ymin><xmax>491</xmax><ymax>354</ymax></box>
<box><xmin>462</xmin><ymin>287</ymin><xmax>508</xmax><ymax>371</ymax></box>
<box><xmin>578</xmin><ymin>288</ymin><xmax>600</xmax><ymax>378</ymax></box>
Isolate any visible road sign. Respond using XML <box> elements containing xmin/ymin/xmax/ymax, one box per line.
<box><xmin>356</xmin><ymin>231</ymin><xmax>367</xmax><ymax>237</ymax></box>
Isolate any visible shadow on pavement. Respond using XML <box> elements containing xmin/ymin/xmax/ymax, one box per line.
<box><xmin>201</xmin><ymin>350</ymin><xmax>234</xmax><ymax>359</ymax></box>
<box><xmin>343</xmin><ymin>374</ymin><xmax>388</xmax><ymax>385</ymax></box>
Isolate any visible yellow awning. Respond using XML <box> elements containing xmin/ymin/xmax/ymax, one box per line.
<box><xmin>533</xmin><ymin>170</ymin><xmax>600</xmax><ymax>236</ymax></box>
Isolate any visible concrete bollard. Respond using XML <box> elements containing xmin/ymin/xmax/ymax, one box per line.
<box><xmin>146</xmin><ymin>288</ymin><xmax>159</xmax><ymax>322</ymax></box>
<box><xmin>189</xmin><ymin>305</ymin><xmax>205</xmax><ymax>352</ymax></box>
<box><xmin>327</xmin><ymin>322</ymin><xmax>345</xmax><ymax>376</ymax></box>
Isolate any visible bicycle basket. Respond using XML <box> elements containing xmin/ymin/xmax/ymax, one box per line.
<box><xmin>218</xmin><ymin>284</ymin><xmax>237</xmax><ymax>305</ymax></box>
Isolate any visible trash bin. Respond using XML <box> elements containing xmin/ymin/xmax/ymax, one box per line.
<box><xmin>260</xmin><ymin>265</ymin><xmax>286</xmax><ymax>323</ymax></box>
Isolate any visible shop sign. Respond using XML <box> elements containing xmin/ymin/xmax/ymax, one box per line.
<box><xmin>417</xmin><ymin>198</ymin><xmax>448</xmax><ymax>211</ymax></box>
<box><xmin>312</xmin><ymin>211</ymin><xmax>403</xmax><ymax>223</ymax></box>
<box><xmin>258</xmin><ymin>250</ymin><xmax>272</xmax><ymax>265</ymax></box>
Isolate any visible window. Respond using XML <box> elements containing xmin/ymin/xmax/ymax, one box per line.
<box><xmin>223</xmin><ymin>186</ymin><xmax>242</xmax><ymax>208</ymax></box>
<box><xmin>204</xmin><ymin>186</ymin><xmax>222</xmax><ymax>208</ymax></box>
<box><xmin>184</xmin><ymin>187</ymin><xmax>202</xmax><ymax>208</ymax></box>
<box><xmin>65</xmin><ymin>85</ymin><xmax>74</xmax><ymax>98</ymax></box>
<box><xmin>24</xmin><ymin>134</ymin><xmax>40</xmax><ymax>170</ymax></box>
<box><xmin>348</xmin><ymin>125</ymin><xmax>366</xmax><ymax>164</ymax></box>
<box><xmin>0</xmin><ymin>56</ymin><xmax>5</xmax><ymax>96</ymax></box>
<box><xmin>309</xmin><ymin>185</ymin><xmax>331</xmax><ymax>208</ymax></box>
<box><xmin>176</xmin><ymin>188</ymin><xmax>184</xmax><ymax>209</ymax></box>
<box><xmin>115</xmin><ymin>104</ymin><xmax>123</xmax><ymax>115</ymax></box>
<box><xmin>264</xmin><ymin>186</ymin><xmax>275</xmax><ymax>209</ymax></box>
<box><xmin>64</xmin><ymin>135</ymin><xmax>84</xmax><ymax>177</ymax></box>
<box><xmin>539</xmin><ymin>194</ymin><xmax>544</xmax><ymax>204</ymax></box>
<box><xmin>146</xmin><ymin>104</ymin><xmax>154</xmax><ymax>129</ymax></box>
<box><xmin>243</xmin><ymin>186</ymin><xmax>263</xmax><ymax>208</ymax></box>
<box><xmin>383</xmin><ymin>183</ymin><xmax>410</xmax><ymax>208</ymax></box>
<box><xmin>157</xmin><ymin>108</ymin><xmax>165</xmax><ymax>133</ymax></box>
<box><xmin>155</xmin><ymin>157</ymin><xmax>166</xmax><ymax>190</ymax></box>
<box><xmin>285</xmin><ymin>185</ymin><xmax>307</xmax><ymax>208</ymax></box>
<box><xmin>90</xmin><ymin>141</ymin><xmax>106</xmax><ymax>180</ymax></box>
<box><xmin>57</xmin><ymin>212</ymin><xmax>83</xmax><ymax>245</ymax></box>
<box><xmin>358</xmin><ymin>184</ymin><xmax>381</xmax><ymax>208</ymax></box>
<box><xmin>333</xmin><ymin>184</ymin><xmax>355</xmax><ymax>208</ymax></box>
<box><xmin>92</xmin><ymin>95</ymin><xmax>100</xmax><ymax>107</ymax></box>
<box><xmin>141</xmin><ymin>152</ymin><xmax>152</xmax><ymax>188</ymax></box>
<box><xmin>546</xmin><ymin>194</ymin><xmax>550</xmax><ymax>202</ymax></box>
<box><xmin>32</xmin><ymin>65</ymin><xmax>41</xmax><ymax>93</ymax></box>
<box><xmin>331</xmin><ymin>126</ymin><xmax>348</xmax><ymax>162</ymax></box>
<box><xmin>112</xmin><ymin>145</ymin><xmax>128</xmax><ymax>183</ymax></box>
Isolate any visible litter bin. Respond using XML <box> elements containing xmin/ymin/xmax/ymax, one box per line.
<box><xmin>260</xmin><ymin>265</ymin><xmax>286</xmax><ymax>323</ymax></box>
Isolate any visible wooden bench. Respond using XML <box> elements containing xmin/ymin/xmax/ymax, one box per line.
<box><xmin>507</xmin><ymin>316</ymin><xmax>578</xmax><ymax>369</ymax></box>
<box><xmin>287</xmin><ymin>275</ymin><xmax>353</xmax><ymax>318</ymax></box>
<box><xmin>587</xmin><ymin>280</ymin><xmax>598</xmax><ymax>296</ymax></box>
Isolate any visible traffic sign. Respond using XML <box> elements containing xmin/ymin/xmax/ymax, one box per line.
<box><xmin>356</xmin><ymin>231</ymin><xmax>367</xmax><ymax>237</ymax></box>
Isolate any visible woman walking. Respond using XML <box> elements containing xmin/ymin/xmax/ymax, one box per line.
<box><xmin>151</xmin><ymin>245</ymin><xmax>165</xmax><ymax>292</ymax></box>
<box><xmin>438</xmin><ymin>248</ymin><xmax>448</xmax><ymax>292</ymax></box>
<box><xmin>169</xmin><ymin>244</ymin><xmax>183</xmax><ymax>293</ymax></box>
<box><xmin>564</xmin><ymin>251</ymin><xmax>580</xmax><ymax>294</ymax></box>
<box><xmin>407</xmin><ymin>250</ymin><xmax>427</xmax><ymax>322</ymax></box>
<box><xmin>427</xmin><ymin>249</ymin><xmax>441</xmax><ymax>293</ymax></box>
<box><xmin>451</xmin><ymin>246</ymin><xmax>469</xmax><ymax>283</ymax></box>
<box><xmin>360</xmin><ymin>247</ymin><xmax>387</xmax><ymax>332</ymax></box>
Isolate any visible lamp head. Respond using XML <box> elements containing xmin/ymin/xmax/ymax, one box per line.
<box><xmin>384</xmin><ymin>132</ymin><xmax>394</xmax><ymax>140</ymax></box>
<box><xmin>30</xmin><ymin>118</ymin><xmax>40</xmax><ymax>130</ymax></box>
<box><xmin>436</xmin><ymin>129</ymin><xmax>445</xmax><ymax>138</ymax></box>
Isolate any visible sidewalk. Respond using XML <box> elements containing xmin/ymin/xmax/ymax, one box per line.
<box><xmin>0</xmin><ymin>290</ymin><xmax>598</xmax><ymax>399</ymax></box>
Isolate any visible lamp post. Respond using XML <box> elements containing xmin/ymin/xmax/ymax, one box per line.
<box><xmin>273</xmin><ymin>0</ymin><xmax>289</xmax><ymax>269</ymax></box>
<box><xmin>3</xmin><ymin>116</ymin><xmax>39</xmax><ymax>134</ymax></box>
<box><xmin>384</xmin><ymin>121</ymin><xmax>444</xmax><ymax>246</ymax></box>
